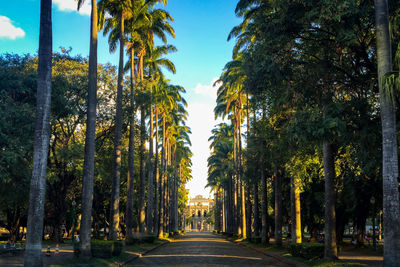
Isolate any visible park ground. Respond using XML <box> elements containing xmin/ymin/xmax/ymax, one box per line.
<box><xmin>0</xmin><ymin>232</ymin><xmax>383</xmax><ymax>266</ymax></box>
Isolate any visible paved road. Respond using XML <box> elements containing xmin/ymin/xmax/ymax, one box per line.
<box><xmin>128</xmin><ymin>232</ymin><xmax>290</xmax><ymax>267</ymax></box>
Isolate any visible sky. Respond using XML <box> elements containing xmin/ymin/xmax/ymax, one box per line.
<box><xmin>0</xmin><ymin>0</ymin><xmax>240</xmax><ymax>199</ymax></box>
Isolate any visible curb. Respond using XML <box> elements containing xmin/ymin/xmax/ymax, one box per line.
<box><xmin>116</xmin><ymin>240</ymin><xmax>170</xmax><ymax>266</ymax></box>
<box><xmin>214</xmin><ymin>233</ymin><xmax>307</xmax><ymax>267</ymax></box>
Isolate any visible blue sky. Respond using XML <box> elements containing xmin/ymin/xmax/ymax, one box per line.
<box><xmin>0</xmin><ymin>0</ymin><xmax>240</xmax><ymax>198</ymax></box>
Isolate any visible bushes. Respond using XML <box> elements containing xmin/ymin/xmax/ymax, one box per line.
<box><xmin>250</xmin><ymin>236</ymin><xmax>261</xmax><ymax>244</ymax></box>
<box><xmin>73</xmin><ymin>240</ymin><xmax>123</xmax><ymax>258</ymax></box>
<box><xmin>287</xmin><ymin>243</ymin><xmax>324</xmax><ymax>259</ymax></box>
<box><xmin>142</xmin><ymin>234</ymin><xmax>156</xmax><ymax>243</ymax></box>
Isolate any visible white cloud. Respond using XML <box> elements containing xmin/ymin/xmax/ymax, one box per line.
<box><xmin>0</xmin><ymin>16</ymin><xmax>25</xmax><ymax>40</ymax></box>
<box><xmin>54</xmin><ymin>0</ymin><xmax>91</xmax><ymax>16</ymax></box>
<box><xmin>194</xmin><ymin>77</ymin><xmax>221</xmax><ymax>99</ymax></box>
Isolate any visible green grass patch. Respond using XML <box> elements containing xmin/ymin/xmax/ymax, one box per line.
<box><xmin>282</xmin><ymin>253</ymin><xmax>365</xmax><ymax>266</ymax></box>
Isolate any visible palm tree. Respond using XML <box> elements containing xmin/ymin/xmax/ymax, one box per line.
<box><xmin>374</xmin><ymin>0</ymin><xmax>400</xmax><ymax>264</ymax></box>
<box><xmin>215</xmin><ymin>55</ymin><xmax>248</xmax><ymax>237</ymax></box>
<box><xmin>208</xmin><ymin>123</ymin><xmax>234</xmax><ymax>233</ymax></box>
<box><xmin>125</xmin><ymin>1</ymin><xmax>174</xmax><ymax>234</ymax></box>
<box><xmin>24</xmin><ymin>0</ymin><xmax>52</xmax><ymax>266</ymax></box>
<box><xmin>124</xmin><ymin>0</ymin><xmax>163</xmax><ymax>238</ymax></box>
<box><xmin>77</xmin><ymin>0</ymin><xmax>98</xmax><ymax>257</ymax></box>
<box><xmin>168</xmin><ymin>116</ymin><xmax>190</xmax><ymax>232</ymax></box>
<box><xmin>144</xmin><ymin>45</ymin><xmax>176</xmax><ymax>233</ymax></box>
<box><xmin>99</xmin><ymin>0</ymin><xmax>132</xmax><ymax>241</ymax></box>
<box><xmin>156</xmin><ymin>82</ymin><xmax>185</xmax><ymax>236</ymax></box>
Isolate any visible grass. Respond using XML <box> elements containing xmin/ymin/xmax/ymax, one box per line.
<box><xmin>282</xmin><ymin>253</ymin><xmax>365</xmax><ymax>266</ymax></box>
<box><xmin>234</xmin><ymin>238</ymin><xmax>366</xmax><ymax>267</ymax></box>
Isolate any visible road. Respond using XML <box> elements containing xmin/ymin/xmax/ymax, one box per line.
<box><xmin>128</xmin><ymin>232</ymin><xmax>291</xmax><ymax>267</ymax></box>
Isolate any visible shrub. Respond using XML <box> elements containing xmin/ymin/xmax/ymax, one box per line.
<box><xmin>112</xmin><ymin>241</ymin><xmax>123</xmax><ymax>256</ymax></box>
<box><xmin>73</xmin><ymin>241</ymin><xmax>122</xmax><ymax>258</ymax></box>
<box><xmin>287</xmin><ymin>243</ymin><xmax>324</xmax><ymax>259</ymax></box>
<box><xmin>250</xmin><ymin>236</ymin><xmax>261</xmax><ymax>244</ymax></box>
<box><xmin>143</xmin><ymin>234</ymin><xmax>155</xmax><ymax>243</ymax></box>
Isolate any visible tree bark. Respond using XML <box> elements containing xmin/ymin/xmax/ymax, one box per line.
<box><xmin>290</xmin><ymin>176</ymin><xmax>302</xmax><ymax>243</ymax></box>
<box><xmin>24</xmin><ymin>0</ymin><xmax>52</xmax><ymax>265</ymax></box>
<box><xmin>290</xmin><ymin>176</ymin><xmax>295</xmax><ymax>243</ymax></box>
<box><xmin>323</xmin><ymin>142</ymin><xmax>337</xmax><ymax>259</ymax></box>
<box><xmin>139</xmin><ymin>107</ymin><xmax>146</xmax><ymax>233</ymax></box>
<box><xmin>261</xmin><ymin>167</ymin><xmax>268</xmax><ymax>244</ymax></box>
<box><xmin>374</xmin><ymin>0</ymin><xmax>400</xmax><ymax>265</ymax></box>
<box><xmin>80</xmin><ymin>0</ymin><xmax>98</xmax><ymax>257</ymax></box>
<box><xmin>109</xmin><ymin>13</ymin><xmax>124</xmax><ymax>241</ymax></box>
<box><xmin>238</xmin><ymin>126</ymin><xmax>246</xmax><ymax>238</ymax></box>
<box><xmin>158</xmin><ymin>114</ymin><xmax>166</xmax><ymax>238</ymax></box>
<box><xmin>246</xmin><ymin>183</ymin><xmax>252</xmax><ymax>239</ymax></box>
<box><xmin>172</xmin><ymin>155</ymin><xmax>178</xmax><ymax>232</ymax></box>
<box><xmin>126</xmin><ymin>47</ymin><xmax>136</xmax><ymax>244</ymax></box>
<box><xmin>253</xmin><ymin>182</ymin><xmax>260</xmax><ymax>237</ymax></box>
<box><xmin>274</xmin><ymin>168</ymin><xmax>282</xmax><ymax>246</ymax></box>
<box><xmin>154</xmin><ymin>111</ymin><xmax>160</xmax><ymax>234</ymax></box>
<box><xmin>147</xmin><ymin>103</ymin><xmax>154</xmax><ymax>233</ymax></box>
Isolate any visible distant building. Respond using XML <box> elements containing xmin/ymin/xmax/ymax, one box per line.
<box><xmin>186</xmin><ymin>195</ymin><xmax>214</xmax><ymax>231</ymax></box>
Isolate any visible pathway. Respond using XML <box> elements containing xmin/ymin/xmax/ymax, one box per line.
<box><xmin>127</xmin><ymin>232</ymin><xmax>290</xmax><ymax>266</ymax></box>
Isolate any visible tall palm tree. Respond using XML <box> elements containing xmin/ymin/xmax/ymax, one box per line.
<box><xmin>208</xmin><ymin>123</ymin><xmax>234</xmax><ymax>233</ymax></box>
<box><xmin>155</xmin><ymin>82</ymin><xmax>185</xmax><ymax>236</ymax></box>
<box><xmin>215</xmin><ymin>55</ymin><xmax>247</xmax><ymax>237</ymax></box>
<box><xmin>124</xmin><ymin>0</ymin><xmax>161</xmax><ymax>238</ymax></box>
<box><xmin>144</xmin><ymin>44</ymin><xmax>176</xmax><ymax>233</ymax></box>
<box><xmin>168</xmin><ymin>113</ymin><xmax>190</xmax><ymax>232</ymax></box>
<box><xmin>24</xmin><ymin>0</ymin><xmax>52</xmax><ymax>266</ymax></box>
<box><xmin>374</xmin><ymin>0</ymin><xmax>400</xmax><ymax>265</ymax></box>
<box><xmin>124</xmin><ymin>1</ymin><xmax>174</xmax><ymax>234</ymax></box>
<box><xmin>77</xmin><ymin>0</ymin><xmax>98</xmax><ymax>257</ymax></box>
<box><xmin>99</xmin><ymin>0</ymin><xmax>132</xmax><ymax>241</ymax></box>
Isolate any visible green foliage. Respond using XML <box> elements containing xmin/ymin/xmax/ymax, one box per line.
<box><xmin>287</xmin><ymin>243</ymin><xmax>324</xmax><ymax>260</ymax></box>
<box><xmin>91</xmin><ymin>240</ymin><xmax>123</xmax><ymax>258</ymax></box>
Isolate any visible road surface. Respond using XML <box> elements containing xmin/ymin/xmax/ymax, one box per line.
<box><xmin>128</xmin><ymin>232</ymin><xmax>291</xmax><ymax>266</ymax></box>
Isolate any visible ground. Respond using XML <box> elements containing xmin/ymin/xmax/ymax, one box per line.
<box><xmin>0</xmin><ymin>232</ymin><xmax>384</xmax><ymax>266</ymax></box>
<box><xmin>128</xmin><ymin>232</ymin><xmax>289</xmax><ymax>266</ymax></box>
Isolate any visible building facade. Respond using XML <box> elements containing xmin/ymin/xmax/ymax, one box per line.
<box><xmin>186</xmin><ymin>195</ymin><xmax>214</xmax><ymax>231</ymax></box>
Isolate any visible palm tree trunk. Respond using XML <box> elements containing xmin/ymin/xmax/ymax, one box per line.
<box><xmin>245</xmin><ymin>183</ymin><xmax>251</xmax><ymax>238</ymax></box>
<box><xmin>172</xmin><ymin>154</ymin><xmax>178</xmax><ymax>232</ymax></box>
<box><xmin>24</xmin><ymin>0</ymin><xmax>52</xmax><ymax>265</ymax></box>
<box><xmin>290</xmin><ymin>176</ymin><xmax>302</xmax><ymax>243</ymax></box>
<box><xmin>261</xmin><ymin>104</ymin><xmax>268</xmax><ymax>245</ymax></box>
<box><xmin>80</xmin><ymin>0</ymin><xmax>98</xmax><ymax>257</ymax></box>
<box><xmin>228</xmin><ymin>174</ymin><xmax>233</xmax><ymax>233</ymax></box>
<box><xmin>245</xmin><ymin>94</ymin><xmax>252</xmax><ymax>238</ymax></box>
<box><xmin>238</xmin><ymin>125</ymin><xmax>246</xmax><ymax>238</ymax></box>
<box><xmin>374</xmin><ymin>0</ymin><xmax>400</xmax><ymax>265</ymax></box>
<box><xmin>222</xmin><ymin>189</ymin><xmax>226</xmax><ymax>232</ymax></box>
<box><xmin>261</xmin><ymin>166</ymin><xmax>268</xmax><ymax>244</ymax></box>
<box><xmin>147</xmin><ymin>103</ymin><xmax>154</xmax><ymax>233</ymax></box>
<box><xmin>139</xmin><ymin>107</ymin><xmax>146</xmax><ymax>233</ymax></box>
<box><xmin>274</xmin><ymin>167</ymin><xmax>282</xmax><ymax>246</ymax></box>
<box><xmin>158</xmin><ymin>113</ymin><xmax>166</xmax><ymax>238</ymax></box>
<box><xmin>109</xmin><ymin>13</ymin><xmax>124</xmax><ymax>241</ymax></box>
<box><xmin>154</xmin><ymin>111</ymin><xmax>160</xmax><ymax>234</ymax></box>
<box><xmin>126</xmin><ymin>47</ymin><xmax>136</xmax><ymax>244</ymax></box>
<box><xmin>253</xmin><ymin>182</ymin><xmax>260</xmax><ymax>237</ymax></box>
<box><xmin>323</xmin><ymin>141</ymin><xmax>337</xmax><ymax>259</ymax></box>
